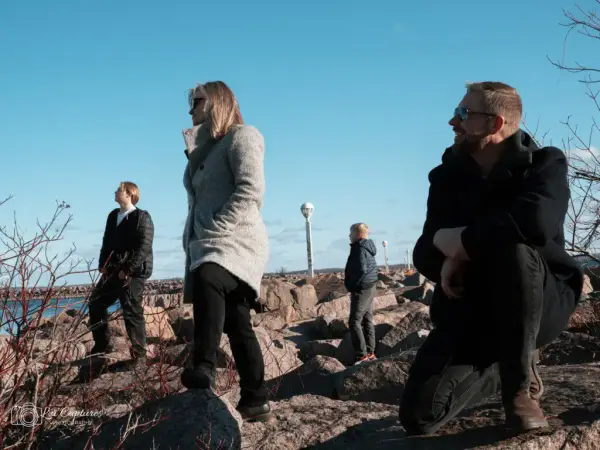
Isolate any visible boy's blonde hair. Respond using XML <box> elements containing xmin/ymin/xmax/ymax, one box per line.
<box><xmin>350</xmin><ymin>223</ymin><xmax>369</xmax><ymax>237</ymax></box>
<box><xmin>120</xmin><ymin>181</ymin><xmax>140</xmax><ymax>205</ymax></box>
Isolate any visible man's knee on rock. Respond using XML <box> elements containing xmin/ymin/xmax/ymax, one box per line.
<box><xmin>399</xmin><ymin>404</ymin><xmax>439</xmax><ymax>436</ymax></box>
<box><xmin>399</xmin><ymin>386</ymin><xmax>446</xmax><ymax>436</ymax></box>
<box><xmin>474</xmin><ymin>242</ymin><xmax>542</xmax><ymax>278</ymax></box>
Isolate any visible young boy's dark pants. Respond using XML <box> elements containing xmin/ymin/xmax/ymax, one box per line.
<box><xmin>349</xmin><ymin>283</ymin><xmax>377</xmax><ymax>359</ymax></box>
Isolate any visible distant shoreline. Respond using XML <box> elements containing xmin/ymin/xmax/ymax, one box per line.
<box><xmin>6</xmin><ymin>263</ymin><xmax>411</xmax><ymax>299</ymax></box>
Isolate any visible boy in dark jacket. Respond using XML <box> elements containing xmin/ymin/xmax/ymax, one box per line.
<box><xmin>88</xmin><ymin>181</ymin><xmax>154</xmax><ymax>367</ymax></box>
<box><xmin>344</xmin><ymin>223</ymin><xmax>378</xmax><ymax>365</ymax></box>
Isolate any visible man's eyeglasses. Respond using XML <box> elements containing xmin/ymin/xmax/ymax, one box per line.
<box><xmin>454</xmin><ymin>106</ymin><xmax>496</xmax><ymax>121</ymax></box>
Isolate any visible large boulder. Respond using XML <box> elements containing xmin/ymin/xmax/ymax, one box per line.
<box><xmin>334</xmin><ymin>354</ymin><xmax>412</xmax><ymax>403</ymax></box>
<box><xmin>403</xmin><ymin>272</ymin><xmax>426</xmax><ymax>287</ymax></box>
<box><xmin>292</xmin><ymin>284</ymin><xmax>319</xmax><ymax>311</ymax></box>
<box><xmin>298</xmin><ymin>339</ymin><xmax>343</xmax><ymax>361</ymax></box>
<box><xmin>219</xmin><ymin>327</ymin><xmax>302</xmax><ymax>380</ymax></box>
<box><xmin>167</xmin><ymin>305</ymin><xmax>194</xmax><ymax>343</ymax></box>
<box><xmin>106</xmin><ymin>306</ymin><xmax>176</xmax><ymax>344</ymax></box>
<box><xmin>314</xmin><ymin>293</ymin><xmax>398</xmax><ymax>320</ymax></box>
<box><xmin>251</xmin><ymin>310</ymin><xmax>290</xmax><ymax>330</ymax></box>
<box><xmin>333</xmin><ymin>303</ymin><xmax>430</xmax><ymax>365</ymax></box>
<box><xmin>568</xmin><ymin>299</ymin><xmax>600</xmax><ymax>334</ymax></box>
<box><xmin>377</xmin><ymin>309</ymin><xmax>433</xmax><ymax>357</ymax></box>
<box><xmin>143</xmin><ymin>306</ymin><xmax>177</xmax><ymax>343</ymax></box>
<box><xmin>143</xmin><ymin>293</ymin><xmax>182</xmax><ymax>308</ymax></box>
<box><xmin>45</xmin><ymin>390</ymin><xmax>243</xmax><ymax>449</ymax></box>
<box><xmin>401</xmin><ymin>282</ymin><xmax>434</xmax><ymax>304</ymax></box>
<box><xmin>314</xmin><ymin>315</ymin><xmax>349</xmax><ymax>339</ymax></box>
<box><xmin>268</xmin><ymin>355</ymin><xmax>346</xmax><ymax>400</ymax></box>
<box><xmin>260</xmin><ymin>279</ymin><xmax>296</xmax><ymax>311</ymax></box>
<box><xmin>311</xmin><ymin>273</ymin><xmax>347</xmax><ymax>302</ymax></box>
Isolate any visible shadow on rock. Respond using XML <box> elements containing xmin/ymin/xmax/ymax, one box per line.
<box><xmin>71</xmin><ymin>356</ymin><xmax>144</xmax><ymax>383</ymax></box>
<box><xmin>267</xmin><ymin>355</ymin><xmax>344</xmax><ymax>400</ymax></box>
<box><xmin>559</xmin><ymin>403</ymin><xmax>600</xmax><ymax>426</ymax></box>
<box><xmin>306</xmin><ymin>407</ymin><xmax>600</xmax><ymax>450</ymax></box>
<box><xmin>304</xmin><ymin>417</ymin><xmax>508</xmax><ymax>450</ymax></box>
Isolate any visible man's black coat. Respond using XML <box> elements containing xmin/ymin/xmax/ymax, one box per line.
<box><xmin>413</xmin><ymin>130</ymin><xmax>583</xmax><ymax>337</ymax></box>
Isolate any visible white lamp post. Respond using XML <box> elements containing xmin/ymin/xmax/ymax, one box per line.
<box><xmin>300</xmin><ymin>202</ymin><xmax>314</xmax><ymax>278</ymax></box>
<box><xmin>382</xmin><ymin>240</ymin><xmax>389</xmax><ymax>273</ymax></box>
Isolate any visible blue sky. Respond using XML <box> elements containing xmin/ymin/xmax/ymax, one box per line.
<box><xmin>1</xmin><ymin>0</ymin><xmax>598</xmax><ymax>284</ymax></box>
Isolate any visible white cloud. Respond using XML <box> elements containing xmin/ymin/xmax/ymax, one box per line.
<box><xmin>568</xmin><ymin>146</ymin><xmax>600</xmax><ymax>162</ymax></box>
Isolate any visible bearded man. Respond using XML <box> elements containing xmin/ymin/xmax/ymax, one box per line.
<box><xmin>399</xmin><ymin>81</ymin><xmax>584</xmax><ymax>435</ymax></box>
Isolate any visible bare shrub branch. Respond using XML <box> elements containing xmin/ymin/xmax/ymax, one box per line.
<box><xmin>543</xmin><ymin>3</ymin><xmax>600</xmax><ymax>272</ymax></box>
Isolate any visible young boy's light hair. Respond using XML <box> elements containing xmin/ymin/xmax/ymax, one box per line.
<box><xmin>120</xmin><ymin>181</ymin><xmax>140</xmax><ymax>205</ymax></box>
<box><xmin>350</xmin><ymin>223</ymin><xmax>369</xmax><ymax>237</ymax></box>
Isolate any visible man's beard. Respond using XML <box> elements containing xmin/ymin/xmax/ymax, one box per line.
<box><xmin>452</xmin><ymin>132</ymin><xmax>490</xmax><ymax>155</ymax></box>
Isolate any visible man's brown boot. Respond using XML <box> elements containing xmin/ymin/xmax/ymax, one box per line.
<box><xmin>500</xmin><ymin>355</ymin><xmax>549</xmax><ymax>432</ymax></box>
<box><xmin>529</xmin><ymin>349</ymin><xmax>544</xmax><ymax>402</ymax></box>
<box><xmin>503</xmin><ymin>389</ymin><xmax>548</xmax><ymax>431</ymax></box>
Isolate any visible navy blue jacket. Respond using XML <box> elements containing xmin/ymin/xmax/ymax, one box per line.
<box><xmin>344</xmin><ymin>238</ymin><xmax>378</xmax><ymax>292</ymax></box>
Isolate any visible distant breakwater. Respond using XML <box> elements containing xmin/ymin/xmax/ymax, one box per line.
<box><xmin>7</xmin><ymin>280</ymin><xmax>184</xmax><ymax>302</ymax></box>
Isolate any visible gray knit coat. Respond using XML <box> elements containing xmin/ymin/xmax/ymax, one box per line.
<box><xmin>182</xmin><ymin>123</ymin><xmax>269</xmax><ymax>303</ymax></box>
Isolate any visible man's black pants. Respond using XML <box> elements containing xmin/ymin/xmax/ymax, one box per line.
<box><xmin>399</xmin><ymin>243</ymin><xmax>577</xmax><ymax>435</ymax></box>
<box><xmin>192</xmin><ymin>262</ymin><xmax>268</xmax><ymax>406</ymax></box>
<box><xmin>88</xmin><ymin>274</ymin><xmax>147</xmax><ymax>358</ymax></box>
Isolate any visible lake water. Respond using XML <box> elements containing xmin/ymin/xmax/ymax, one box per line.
<box><xmin>0</xmin><ymin>297</ymin><xmax>119</xmax><ymax>335</ymax></box>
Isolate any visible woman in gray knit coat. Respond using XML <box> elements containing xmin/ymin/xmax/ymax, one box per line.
<box><xmin>180</xmin><ymin>80</ymin><xmax>272</xmax><ymax>423</ymax></box>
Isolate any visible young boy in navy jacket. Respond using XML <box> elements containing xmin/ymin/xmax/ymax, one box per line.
<box><xmin>344</xmin><ymin>223</ymin><xmax>378</xmax><ymax>365</ymax></box>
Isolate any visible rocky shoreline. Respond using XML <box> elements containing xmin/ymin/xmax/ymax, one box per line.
<box><xmin>2</xmin><ymin>269</ymin><xmax>600</xmax><ymax>449</ymax></box>
<box><xmin>9</xmin><ymin>266</ymin><xmax>412</xmax><ymax>301</ymax></box>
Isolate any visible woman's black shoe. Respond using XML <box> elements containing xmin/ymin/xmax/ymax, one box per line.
<box><xmin>181</xmin><ymin>367</ymin><xmax>214</xmax><ymax>389</ymax></box>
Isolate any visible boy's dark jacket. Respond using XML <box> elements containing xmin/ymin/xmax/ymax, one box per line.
<box><xmin>413</xmin><ymin>129</ymin><xmax>584</xmax><ymax>335</ymax></box>
<box><xmin>98</xmin><ymin>208</ymin><xmax>154</xmax><ymax>279</ymax></box>
<box><xmin>344</xmin><ymin>238</ymin><xmax>378</xmax><ymax>292</ymax></box>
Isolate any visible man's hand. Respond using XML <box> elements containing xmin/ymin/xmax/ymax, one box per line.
<box><xmin>118</xmin><ymin>270</ymin><xmax>128</xmax><ymax>280</ymax></box>
<box><xmin>440</xmin><ymin>257</ymin><xmax>465</xmax><ymax>299</ymax></box>
<box><xmin>433</xmin><ymin>227</ymin><xmax>469</xmax><ymax>260</ymax></box>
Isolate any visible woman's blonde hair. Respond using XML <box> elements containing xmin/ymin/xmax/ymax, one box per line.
<box><xmin>188</xmin><ymin>81</ymin><xmax>244</xmax><ymax>139</ymax></box>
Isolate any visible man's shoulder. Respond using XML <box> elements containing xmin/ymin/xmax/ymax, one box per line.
<box><xmin>531</xmin><ymin>146</ymin><xmax>567</xmax><ymax>168</ymax></box>
<box><xmin>427</xmin><ymin>162</ymin><xmax>447</xmax><ymax>184</ymax></box>
<box><xmin>524</xmin><ymin>147</ymin><xmax>569</xmax><ymax>184</ymax></box>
